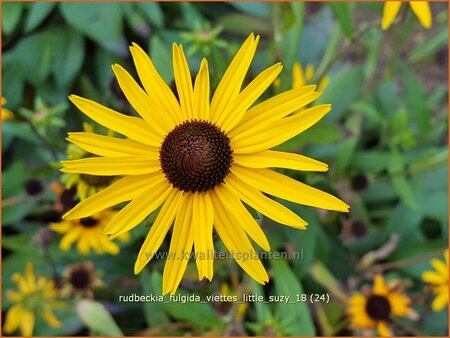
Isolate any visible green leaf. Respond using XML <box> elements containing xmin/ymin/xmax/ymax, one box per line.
<box><xmin>2</xmin><ymin>161</ymin><xmax>26</xmax><ymax>198</ymax></box>
<box><xmin>139</xmin><ymin>269</ymin><xmax>169</xmax><ymax>327</ymax></box>
<box><xmin>2</xmin><ymin>2</ymin><xmax>23</xmax><ymax>36</ymax></box>
<box><xmin>279</xmin><ymin>2</ymin><xmax>304</xmax><ymax>68</ymax></box>
<box><xmin>59</xmin><ymin>2</ymin><xmax>126</xmax><ymax>56</ymax></box>
<box><xmin>271</xmin><ymin>260</ymin><xmax>315</xmax><ymax>336</ymax></box>
<box><xmin>136</xmin><ymin>2</ymin><xmax>164</xmax><ymax>28</ymax></box>
<box><xmin>388</xmin><ymin>149</ymin><xmax>418</xmax><ymax>210</ymax></box>
<box><xmin>385</xmin><ymin>203</ymin><xmax>423</xmax><ymax>239</ymax></box>
<box><xmin>76</xmin><ymin>299</ymin><xmax>123</xmax><ymax>336</ymax></box>
<box><xmin>409</xmin><ymin>28</ymin><xmax>448</xmax><ymax>63</ymax></box>
<box><xmin>53</xmin><ymin>28</ymin><xmax>85</xmax><ymax>87</ymax></box>
<box><xmin>149</xmin><ymin>36</ymin><xmax>173</xmax><ymax>84</ymax></box>
<box><xmin>25</xmin><ymin>2</ymin><xmax>56</xmax><ymax>33</ymax></box>
<box><xmin>328</xmin><ymin>3</ymin><xmax>354</xmax><ymax>39</ymax></box>
<box><xmin>219</xmin><ymin>14</ymin><xmax>272</xmax><ymax>36</ymax></box>
<box><xmin>228</xmin><ymin>2</ymin><xmax>271</xmax><ymax>18</ymax></box>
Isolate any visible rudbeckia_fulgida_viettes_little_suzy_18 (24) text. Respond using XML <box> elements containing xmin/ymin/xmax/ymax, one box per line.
<box><xmin>60</xmin><ymin>33</ymin><xmax>350</xmax><ymax>295</ymax></box>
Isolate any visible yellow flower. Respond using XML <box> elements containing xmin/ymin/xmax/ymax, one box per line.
<box><xmin>3</xmin><ymin>263</ymin><xmax>65</xmax><ymax>337</ymax></box>
<box><xmin>382</xmin><ymin>1</ymin><xmax>432</xmax><ymax>30</ymax></box>
<box><xmin>1</xmin><ymin>97</ymin><xmax>15</xmax><ymax>120</ymax></box>
<box><xmin>347</xmin><ymin>275</ymin><xmax>412</xmax><ymax>337</ymax></box>
<box><xmin>422</xmin><ymin>250</ymin><xmax>448</xmax><ymax>311</ymax></box>
<box><xmin>61</xmin><ymin>34</ymin><xmax>349</xmax><ymax>295</ymax></box>
<box><xmin>61</xmin><ymin>123</ymin><xmax>116</xmax><ymax>200</ymax></box>
<box><xmin>50</xmin><ymin>209</ymin><xmax>130</xmax><ymax>255</ymax></box>
<box><xmin>293</xmin><ymin>62</ymin><xmax>329</xmax><ymax>94</ymax></box>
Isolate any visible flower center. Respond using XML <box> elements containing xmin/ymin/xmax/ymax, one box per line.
<box><xmin>79</xmin><ymin>217</ymin><xmax>99</xmax><ymax>228</ymax></box>
<box><xmin>69</xmin><ymin>269</ymin><xmax>91</xmax><ymax>289</ymax></box>
<box><xmin>160</xmin><ymin>120</ymin><xmax>233</xmax><ymax>193</ymax></box>
<box><xmin>80</xmin><ymin>174</ymin><xmax>113</xmax><ymax>187</ymax></box>
<box><xmin>366</xmin><ymin>295</ymin><xmax>391</xmax><ymax>321</ymax></box>
<box><xmin>351</xmin><ymin>220</ymin><xmax>367</xmax><ymax>238</ymax></box>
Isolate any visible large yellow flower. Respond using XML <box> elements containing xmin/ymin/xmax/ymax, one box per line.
<box><xmin>50</xmin><ymin>209</ymin><xmax>129</xmax><ymax>255</ymax></box>
<box><xmin>382</xmin><ymin>1</ymin><xmax>432</xmax><ymax>30</ymax></box>
<box><xmin>61</xmin><ymin>34</ymin><xmax>349</xmax><ymax>295</ymax></box>
<box><xmin>3</xmin><ymin>263</ymin><xmax>65</xmax><ymax>337</ymax></box>
<box><xmin>347</xmin><ymin>275</ymin><xmax>412</xmax><ymax>337</ymax></box>
<box><xmin>422</xmin><ymin>250</ymin><xmax>448</xmax><ymax>311</ymax></box>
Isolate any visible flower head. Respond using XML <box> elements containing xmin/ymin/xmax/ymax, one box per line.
<box><xmin>62</xmin><ymin>261</ymin><xmax>102</xmax><ymax>298</ymax></box>
<box><xmin>1</xmin><ymin>97</ymin><xmax>14</xmax><ymax>120</ymax></box>
<box><xmin>62</xmin><ymin>34</ymin><xmax>349</xmax><ymax>294</ymax></box>
<box><xmin>50</xmin><ymin>209</ymin><xmax>130</xmax><ymax>255</ymax></box>
<box><xmin>3</xmin><ymin>263</ymin><xmax>65</xmax><ymax>337</ymax></box>
<box><xmin>347</xmin><ymin>275</ymin><xmax>413</xmax><ymax>336</ymax></box>
<box><xmin>422</xmin><ymin>250</ymin><xmax>448</xmax><ymax>311</ymax></box>
<box><xmin>382</xmin><ymin>1</ymin><xmax>432</xmax><ymax>30</ymax></box>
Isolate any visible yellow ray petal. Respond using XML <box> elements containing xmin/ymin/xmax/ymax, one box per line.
<box><xmin>318</xmin><ymin>76</ymin><xmax>329</xmax><ymax>93</ymax></box>
<box><xmin>193</xmin><ymin>59</ymin><xmax>210</xmax><ymax>120</ymax></box>
<box><xmin>225</xmin><ymin>174</ymin><xmax>307</xmax><ymax>229</ymax></box>
<box><xmin>231</xmin><ymin>165</ymin><xmax>349</xmax><ymax>212</ymax></box>
<box><xmin>60</xmin><ymin>227</ymin><xmax>83</xmax><ymax>251</ymax></box>
<box><xmin>232</xmin><ymin>104</ymin><xmax>331</xmax><ymax>154</ymax></box>
<box><xmin>20</xmin><ymin>309</ymin><xmax>35</xmax><ymax>337</ymax></box>
<box><xmin>67</xmin><ymin>132</ymin><xmax>158</xmax><ymax>158</ymax></box>
<box><xmin>64</xmin><ymin>173</ymin><xmax>163</xmax><ymax>220</ymax></box>
<box><xmin>305</xmin><ymin>64</ymin><xmax>315</xmax><ymax>81</ymax></box>
<box><xmin>42</xmin><ymin>310</ymin><xmax>61</xmax><ymax>328</ymax></box>
<box><xmin>377</xmin><ymin>321</ymin><xmax>391</xmax><ymax>337</ymax></box>
<box><xmin>173</xmin><ymin>44</ymin><xmax>195</xmax><ymax>120</ymax></box>
<box><xmin>381</xmin><ymin>1</ymin><xmax>402</xmax><ymax>30</ymax></box>
<box><xmin>105</xmin><ymin>178</ymin><xmax>171</xmax><ymax>237</ymax></box>
<box><xmin>210</xmin><ymin>34</ymin><xmax>259</xmax><ymax>123</ymax></box>
<box><xmin>129</xmin><ymin>43</ymin><xmax>182</xmax><ymax>124</ymax></box>
<box><xmin>292</xmin><ymin>62</ymin><xmax>305</xmax><ymax>89</ymax></box>
<box><xmin>192</xmin><ymin>193</ymin><xmax>214</xmax><ymax>280</ymax></box>
<box><xmin>387</xmin><ymin>292</ymin><xmax>410</xmax><ymax>316</ymax></box>
<box><xmin>214</xmin><ymin>185</ymin><xmax>270</xmax><ymax>251</ymax></box>
<box><xmin>373</xmin><ymin>274</ymin><xmax>389</xmax><ymax>296</ymax></box>
<box><xmin>211</xmin><ymin>191</ymin><xmax>269</xmax><ymax>284</ymax></box>
<box><xmin>61</xmin><ymin>156</ymin><xmax>160</xmax><ymax>176</ymax></box>
<box><xmin>422</xmin><ymin>271</ymin><xmax>446</xmax><ymax>284</ymax></box>
<box><xmin>218</xmin><ymin>63</ymin><xmax>283</xmax><ymax>132</ymax></box>
<box><xmin>162</xmin><ymin>194</ymin><xmax>194</xmax><ymax>295</ymax></box>
<box><xmin>134</xmin><ymin>189</ymin><xmax>182</xmax><ymax>274</ymax></box>
<box><xmin>230</xmin><ymin>85</ymin><xmax>317</xmax><ymax>137</ymax></box>
<box><xmin>69</xmin><ymin>95</ymin><xmax>161</xmax><ymax>147</ymax></box>
<box><xmin>431</xmin><ymin>259</ymin><xmax>448</xmax><ymax>277</ymax></box>
<box><xmin>3</xmin><ymin>305</ymin><xmax>22</xmax><ymax>334</ymax></box>
<box><xmin>112</xmin><ymin>64</ymin><xmax>174</xmax><ymax>134</ymax></box>
<box><xmin>431</xmin><ymin>288</ymin><xmax>448</xmax><ymax>311</ymax></box>
<box><xmin>99</xmin><ymin>235</ymin><xmax>120</xmax><ymax>255</ymax></box>
<box><xmin>409</xmin><ymin>1</ymin><xmax>432</xmax><ymax>28</ymax></box>
<box><xmin>234</xmin><ymin>150</ymin><xmax>328</xmax><ymax>172</ymax></box>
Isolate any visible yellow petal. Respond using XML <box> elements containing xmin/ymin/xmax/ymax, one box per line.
<box><xmin>129</xmin><ymin>43</ymin><xmax>182</xmax><ymax>124</ymax></box>
<box><xmin>210</xmin><ymin>34</ymin><xmax>259</xmax><ymax>123</ymax></box>
<box><xmin>234</xmin><ymin>150</ymin><xmax>328</xmax><ymax>172</ymax></box>
<box><xmin>42</xmin><ymin>310</ymin><xmax>61</xmax><ymax>328</ymax></box>
<box><xmin>211</xmin><ymin>191</ymin><xmax>269</xmax><ymax>284</ymax></box>
<box><xmin>105</xmin><ymin>178</ymin><xmax>171</xmax><ymax>237</ymax></box>
<box><xmin>24</xmin><ymin>263</ymin><xmax>36</xmax><ymax>289</ymax></box>
<box><xmin>99</xmin><ymin>235</ymin><xmax>120</xmax><ymax>255</ymax></box>
<box><xmin>112</xmin><ymin>64</ymin><xmax>174</xmax><ymax>134</ymax></box>
<box><xmin>377</xmin><ymin>321</ymin><xmax>391</xmax><ymax>337</ymax></box>
<box><xmin>60</xmin><ymin>227</ymin><xmax>83</xmax><ymax>251</ymax></box>
<box><xmin>381</xmin><ymin>2</ymin><xmax>402</xmax><ymax>30</ymax></box>
<box><xmin>292</xmin><ymin>62</ymin><xmax>305</xmax><ymax>89</ymax></box>
<box><xmin>192</xmin><ymin>193</ymin><xmax>215</xmax><ymax>280</ymax></box>
<box><xmin>61</xmin><ymin>156</ymin><xmax>160</xmax><ymax>176</ymax></box>
<box><xmin>305</xmin><ymin>64</ymin><xmax>315</xmax><ymax>81</ymax></box>
<box><xmin>387</xmin><ymin>292</ymin><xmax>410</xmax><ymax>316</ymax></box>
<box><xmin>218</xmin><ymin>63</ymin><xmax>283</xmax><ymax>132</ymax></box>
<box><xmin>431</xmin><ymin>286</ymin><xmax>448</xmax><ymax>311</ymax></box>
<box><xmin>422</xmin><ymin>271</ymin><xmax>446</xmax><ymax>285</ymax></box>
<box><xmin>69</xmin><ymin>95</ymin><xmax>161</xmax><ymax>147</ymax></box>
<box><xmin>134</xmin><ymin>189</ymin><xmax>182</xmax><ymax>274</ymax></box>
<box><xmin>173</xmin><ymin>44</ymin><xmax>195</xmax><ymax>120</ymax></box>
<box><xmin>193</xmin><ymin>59</ymin><xmax>210</xmax><ymax>120</ymax></box>
<box><xmin>231</xmin><ymin>165</ymin><xmax>349</xmax><ymax>212</ymax></box>
<box><xmin>373</xmin><ymin>274</ymin><xmax>389</xmax><ymax>296</ymax></box>
<box><xmin>67</xmin><ymin>132</ymin><xmax>158</xmax><ymax>157</ymax></box>
<box><xmin>77</xmin><ymin>181</ymin><xmax>89</xmax><ymax>200</ymax></box>
<box><xmin>20</xmin><ymin>309</ymin><xmax>35</xmax><ymax>337</ymax></box>
<box><xmin>225</xmin><ymin>174</ymin><xmax>307</xmax><ymax>229</ymax></box>
<box><xmin>431</xmin><ymin>258</ymin><xmax>448</xmax><ymax>277</ymax></box>
<box><xmin>162</xmin><ymin>194</ymin><xmax>194</xmax><ymax>295</ymax></box>
<box><xmin>318</xmin><ymin>76</ymin><xmax>329</xmax><ymax>93</ymax></box>
<box><xmin>230</xmin><ymin>86</ymin><xmax>317</xmax><ymax>137</ymax></box>
<box><xmin>214</xmin><ymin>185</ymin><xmax>270</xmax><ymax>251</ymax></box>
<box><xmin>232</xmin><ymin>104</ymin><xmax>331</xmax><ymax>154</ymax></box>
<box><xmin>64</xmin><ymin>173</ymin><xmax>163</xmax><ymax>220</ymax></box>
<box><xmin>3</xmin><ymin>305</ymin><xmax>22</xmax><ymax>334</ymax></box>
<box><xmin>409</xmin><ymin>1</ymin><xmax>432</xmax><ymax>28</ymax></box>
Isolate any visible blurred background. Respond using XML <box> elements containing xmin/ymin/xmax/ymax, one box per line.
<box><xmin>1</xmin><ymin>1</ymin><xmax>448</xmax><ymax>336</ymax></box>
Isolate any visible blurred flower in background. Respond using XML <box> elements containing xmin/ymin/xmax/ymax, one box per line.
<box><xmin>50</xmin><ymin>209</ymin><xmax>129</xmax><ymax>255</ymax></box>
<box><xmin>292</xmin><ymin>62</ymin><xmax>329</xmax><ymax>94</ymax></box>
<box><xmin>61</xmin><ymin>261</ymin><xmax>102</xmax><ymax>298</ymax></box>
<box><xmin>422</xmin><ymin>250</ymin><xmax>449</xmax><ymax>311</ymax></box>
<box><xmin>382</xmin><ymin>1</ymin><xmax>432</xmax><ymax>30</ymax></box>
<box><xmin>1</xmin><ymin>97</ymin><xmax>14</xmax><ymax>120</ymax></box>
<box><xmin>347</xmin><ymin>275</ymin><xmax>414</xmax><ymax>336</ymax></box>
<box><xmin>3</xmin><ymin>263</ymin><xmax>65</xmax><ymax>337</ymax></box>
